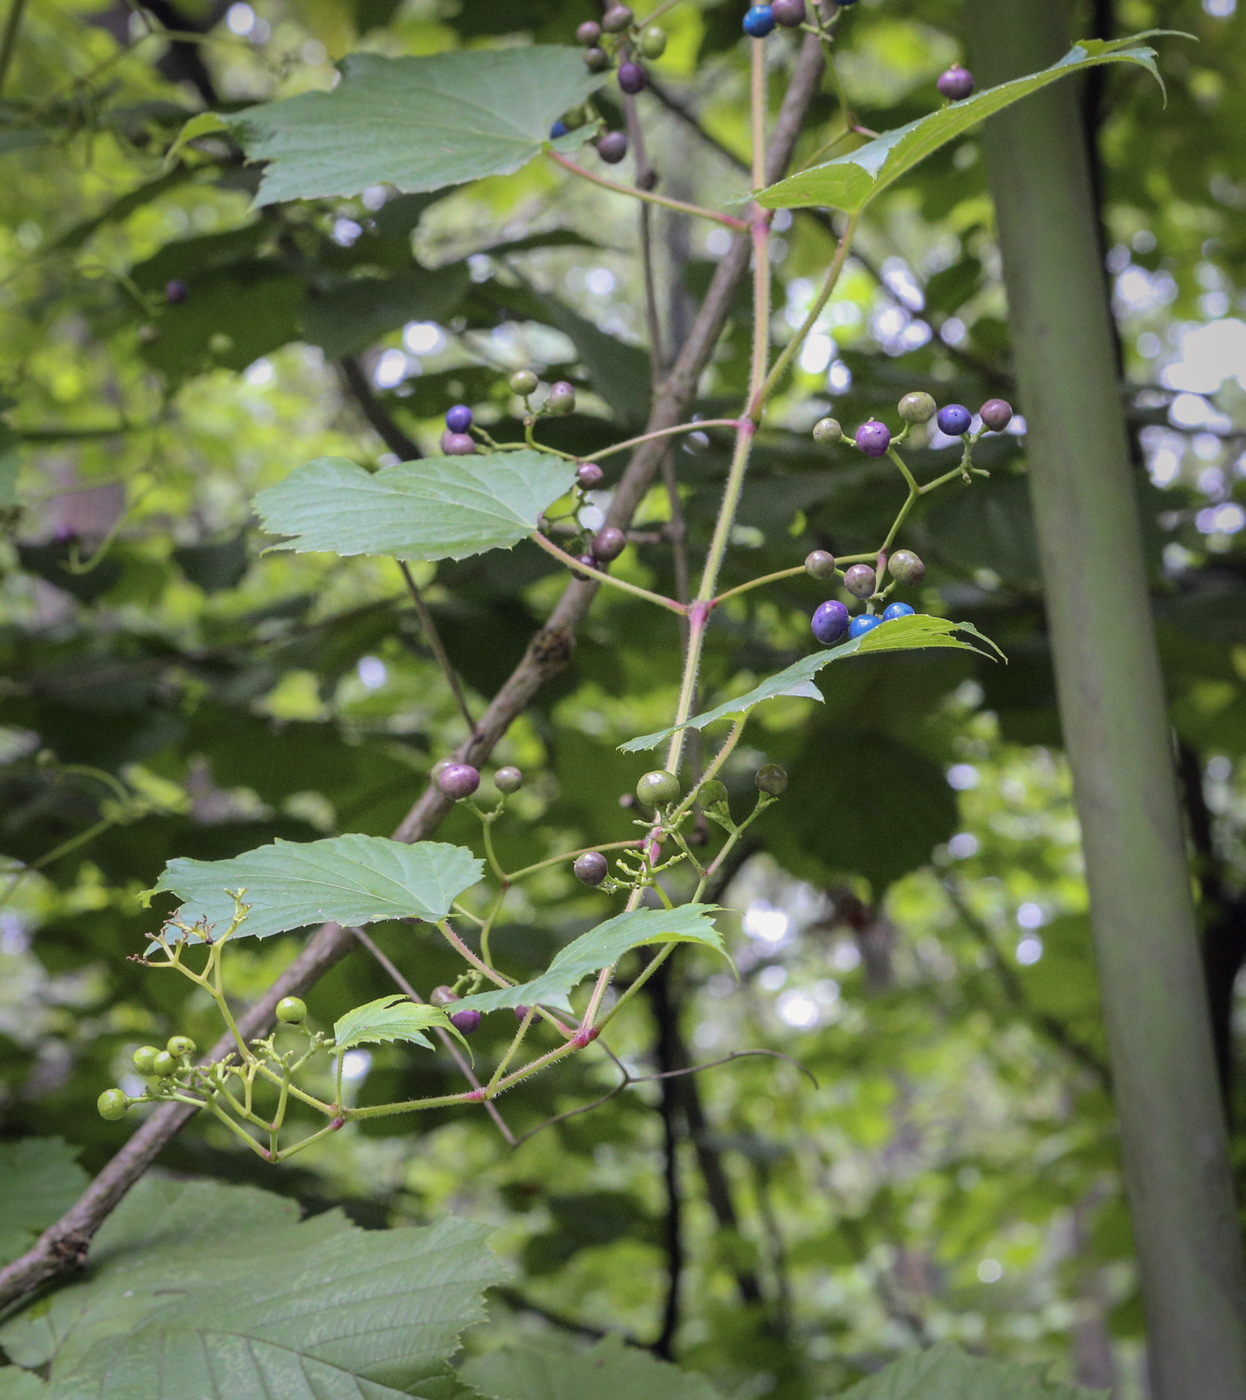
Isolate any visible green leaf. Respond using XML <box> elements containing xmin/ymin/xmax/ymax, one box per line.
<box><xmin>302</xmin><ymin>264</ymin><xmax>471</xmax><ymax>360</ymax></box>
<box><xmin>620</xmin><ymin>615</ymin><xmax>1001</xmax><ymax>752</ymax></box>
<box><xmin>149</xmin><ymin>833</ymin><xmax>483</xmax><ymax>942</ymax></box>
<box><xmin>835</xmin><ymin>1343</ymin><xmax>1106</xmax><ymax>1400</ymax></box>
<box><xmin>0</xmin><ymin>1176</ymin><xmax>508</xmax><ymax>1400</ymax></box>
<box><xmin>226</xmin><ymin>48</ymin><xmax>606</xmax><ymax>206</ymax></box>
<box><xmin>254</xmin><ymin>451</ymin><xmax>576</xmax><ymax>562</ymax></box>
<box><xmin>0</xmin><ymin>1370</ymin><xmax>47</xmax><ymax>1398</ymax></box>
<box><xmin>455</xmin><ymin>905</ymin><xmax>727</xmax><ymax>1014</ymax></box>
<box><xmin>0</xmin><ymin>1140</ymin><xmax>88</xmax><ymax>1267</ymax></box>
<box><xmin>163</xmin><ymin>111</ymin><xmax>228</xmax><ymax>166</ymax></box>
<box><xmin>757</xmin><ymin>35</ymin><xmax>1172</xmax><ymax>213</ymax></box>
<box><xmin>334</xmin><ymin>993</ymin><xmax>468</xmax><ymax>1057</ymax></box>
<box><xmin>0</xmin><ymin>424</ymin><xmax>19</xmax><ymax>507</ymax></box>
<box><xmin>460</xmin><ymin>1335</ymin><xmax>721</xmax><ymax>1400</ymax></box>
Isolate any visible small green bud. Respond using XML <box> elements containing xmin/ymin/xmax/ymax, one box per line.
<box><xmin>275</xmin><ymin>996</ymin><xmax>307</xmax><ymax>1025</ymax></box>
<box><xmin>805</xmin><ymin>549</ymin><xmax>836</xmax><ymax>580</ymax></box>
<box><xmin>699</xmin><ymin>779</ymin><xmax>729</xmax><ymax>807</ymax></box>
<box><xmin>755</xmin><ymin>764</ymin><xmax>788</xmax><ymax>796</ymax></box>
<box><xmin>509</xmin><ymin>368</ymin><xmax>539</xmax><ymax>396</ymax></box>
<box><xmin>898</xmin><ymin>391</ymin><xmax>937</xmax><ymax>424</ymax></box>
<box><xmin>98</xmin><ymin>1089</ymin><xmax>129</xmax><ymax>1121</ymax></box>
<box><xmin>167</xmin><ymin>1035</ymin><xmax>196</xmax><ymax>1059</ymax></box>
<box><xmin>152</xmin><ymin>1050</ymin><xmax>177</xmax><ymax>1078</ymax></box>
<box><xmin>812</xmin><ymin>417</ymin><xmax>843</xmax><ymax>445</ymax></box>
<box><xmin>636</xmin><ymin>769</ymin><xmax>681</xmax><ymax>807</ymax></box>
<box><xmin>640</xmin><ymin>25</ymin><xmax>667</xmax><ymax>58</ymax></box>
<box><xmin>133</xmin><ymin>1045</ymin><xmax>162</xmax><ymax>1075</ymax></box>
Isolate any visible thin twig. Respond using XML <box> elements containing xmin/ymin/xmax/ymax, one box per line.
<box><xmin>339</xmin><ymin>356</ymin><xmax>421</xmax><ymax>460</ymax></box>
<box><xmin>0</xmin><ymin>0</ymin><xmax>29</xmax><ymax>100</ymax></box>
<box><xmin>397</xmin><ymin>561</ymin><xmax>476</xmax><ymax>734</ymax></box>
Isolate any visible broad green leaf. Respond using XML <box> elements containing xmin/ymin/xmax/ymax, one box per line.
<box><xmin>757</xmin><ymin>35</ymin><xmax>1171</xmax><ymax>213</ymax></box>
<box><xmin>0</xmin><ymin>1370</ymin><xmax>47</xmax><ymax>1398</ymax></box>
<box><xmin>226</xmin><ymin>48</ymin><xmax>606</xmax><ymax>206</ymax></box>
<box><xmin>456</xmin><ymin>905</ymin><xmax>727</xmax><ymax>1014</ymax></box>
<box><xmin>334</xmin><ymin>993</ymin><xmax>470</xmax><ymax>1058</ymax></box>
<box><xmin>163</xmin><ymin>111</ymin><xmax>228</xmax><ymax>166</ymax></box>
<box><xmin>0</xmin><ymin>1140</ymin><xmax>88</xmax><ymax>1267</ymax></box>
<box><xmin>148</xmin><ymin>833</ymin><xmax>483</xmax><ymax>941</ymax></box>
<box><xmin>0</xmin><ymin>1176</ymin><xmax>508</xmax><ymax>1400</ymax></box>
<box><xmin>254</xmin><ymin>451</ymin><xmax>575</xmax><ymax>562</ymax></box>
<box><xmin>836</xmin><ymin>1343</ymin><xmax>1106</xmax><ymax>1400</ymax></box>
<box><xmin>302</xmin><ymin>264</ymin><xmax>471</xmax><ymax>360</ymax></box>
<box><xmin>0</xmin><ymin>425</ymin><xmax>19</xmax><ymax>507</ymax></box>
<box><xmin>620</xmin><ymin>615</ymin><xmax>1001</xmax><ymax>752</ymax></box>
<box><xmin>460</xmin><ymin>1335</ymin><xmax>721</xmax><ymax>1400</ymax></box>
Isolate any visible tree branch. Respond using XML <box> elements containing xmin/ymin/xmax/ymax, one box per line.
<box><xmin>338</xmin><ymin>355</ymin><xmax>421</xmax><ymax>461</ymax></box>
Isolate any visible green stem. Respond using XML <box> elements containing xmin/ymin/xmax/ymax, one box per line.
<box><xmin>438</xmin><ymin>920</ymin><xmax>516</xmax><ymax>991</ymax></box>
<box><xmin>583</xmin><ymin>418</ymin><xmax>741</xmax><ymax>463</ymax></box>
<box><xmin>531</xmin><ymin>531</ymin><xmax>688</xmax><ymax>615</ymax></box>
<box><xmin>507</xmin><ymin>838</ymin><xmax>645</xmax><ymax>883</ymax></box>
<box><xmin>548</xmin><ymin>152</ymin><xmax>749</xmax><ymax>231</ymax></box>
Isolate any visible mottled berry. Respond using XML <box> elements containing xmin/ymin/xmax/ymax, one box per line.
<box><xmin>811</xmin><ymin>599</ymin><xmax>850</xmax><ymax>645</ymax></box>
<box><xmin>152</xmin><ymin>1050</ymin><xmax>177</xmax><ymax>1078</ymax></box>
<box><xmin>584</xmin><ymin>46</ymin><xmax>611</xmax><ymax>71</ymax></box>
<box><xmin>546</xmin><ymin>380</ymin><xmax>577</xmax><ymax>414</ymax></box>
<box><xmin>441</xmin><ymin>430</ymin><xmax>477</xmax><ymax>456</ymax></box>
<box><xmin>936</xmin><ymin>403</ymin><xmax>972</xmax><ymax>436</ymax></box>
<box><xmin>855</xmin><ymin>420</ymin><xmax>891</xmax><ymax>457</ymax></box>
<box><xmin>98</xmin><ymin>1088</ymin><xmax>129</xmax><ymax>1121</ymax></box>
<box><xmin>771</xmin><ymin>0</ymin><xmax>806</xmax><ymax>24</ymax></box>
<box><xmin>445</xmin><ymin>404</ymin><xmax>473</xmax><ymax>434</ymax></box>
<box><xmin>883</xmin><ymin>601</ymin><xmax>915</xmax><ymax>621</ymax></box>
<box><xmin>576</xmin><ymin>19</ymin><xmax>602</xmax><ymax>44</ymax></box>
<box><xmin>602</xmin><ymin>4</ymin><xmax>634</xmax><ymax>32</ymax></box>
<box><xmin>813</xmin><ymin>417</ymin><xmax>843</xmax><ymax>445</ymax></box>
<box><xmin>937</xmin><ymin>63</ymin><xmax>975</xmax><ymax>101</ymax></box>
<box><xmin>637</xmin><ymin>769</ymin><xmax>680</xmax><ymax>807</ymax></box>
<box><xmin>495</xmin><ymin>765</ymin><xmax>524</xmax><ymax>794</ymax></box>
<box><xmin>514</xmin><ymin>1004</ymin><xmax>532</xmax><ymax>1021</ymax></box>
<box><xmin>576</xmin><ymin>461</ymin><xmax>605</xmax><ymax>488</ymax></box>
<box><xmin>510</xmin><ymin>368</ymin><xmax>540</xmax><ymax>396</ymax></box>
<box><xmin>165</xmin><ymin>279</ymin><xmax>188</xmax><ymax>304</ymax></box>
<box><xmin>574</xmin><ymin>851</ymin><xmax>609</xmax><ymax>886</ymax></box>
<box><xmin>640</xmin><ymin>25</ymin><xmax>668</xmax><ymax>58</ymax></box>
<box><xmin>843</xmin><ymin>563</ymin><xmax>877</xmax><ymax>599</ymax></box>
<box><xmin>167</xmin><ymin>1035</ymin><xmax>196</xmax><ymax>1059</ymax></box>
<box><xmin>887</xmin><ymin>549</ymin><xmax>926</xmax><ymax>585</ymax></box>
<box><xmin>276</xmin><ymin>996</ymin><xmax>307</xmax><ymax>1024</ymax></box>
<box><xmin>618</xmin><ymin>61</ymin><xmax>647</xmax><ymax>94</ymax></box>
<box><xmin>742</xmin><ymin>4</ymin><xmax>776</xmax><ymax>37</ymax></box>
<box><xmin>430</xmin><ymin>985</ymin><xmax>460</xmax><ymax>1007</ymax></box>
<box><xmin>592</xmin><ymin>526</ymin><xmax>626</xmax><ymax>562</ymax></box>
<box><xmin>133</xmin><ymin>1045</ymin><xmax>161</xmax><ymax>1074</ymax></box>
<box><xmin>805</xmin><ymin>549</ymin><xmax>837</xmax><ymax>580</ymax></box>
<box><xmin>437</xmin><ymin>762</ymin><xmax>481</xmax><ymax>800</ymax></box>
<box><xmin>450</xmin><ymin>1008</ymin><xmax>482</xmax><ymax>1036</ymax></box>
<box><xmin>550</xmin><ymin>120</ymin><xmax>569</xmax><ymax>139</ymax></box>
<box><xmin>597</xmin><ymin>130</ymin><xmax>629</xmax><ymax>164</ymax></box>
<box><xmin>755</xmin><ymin>763</ymin><xmax>788</xmax><ymax>796</ymax></box>
<box><xmin>980</xmin><ymin>398</ymin><xmax>1014</xmax><ymax>432</ymax></box>
<box><xmin>849</xmin><ymin>614</ymin><xmax>882</xmax><ymax>639</ymax></box>
<box><xmin>699</xmin><ymin>778</ymin><xmax>729</xmax><ymax>807</ymax></box>
<box><xmin>898</xmin><ymin>391</ymin><xmax>936</xmax><ymax>424</ymax></box>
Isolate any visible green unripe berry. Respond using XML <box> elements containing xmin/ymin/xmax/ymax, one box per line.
<box><xmin>152</xmin><ymin>1050</ymin><xmax>177</xmax><ymax>1078</ymax></box>
<box><xmin>495</xmin><ymin>765</ymin><xmax>524</xmax><ymax>794</ymax></box>
<box><xmin>805</xmin><ymin>549</ymin><xmax>836</xmax><ymax>580</ymax></box>
<box><xmin>546</xmin><ymin>381</ymin><xmax>577</xmax><ymax>416</ymax></box>
<box><xmin>167</xmin><ymin>1035</ymin><xmax>196</xmax><ymax>1059</ymax></box>
<box><xmin>637</xmin><ymin>769</ymin><xmax>680</xmax><ymax>807</ymax></box>
<box><xmin>898</xmin><ymin>391</ymin><xmax>936</xmax><ymax>424</ymax></box>
<box><xmin>887</xmin><ymin>549</ymin><xmax>926</xmax><ymax>585</ymax></box>
<box><xmin>275</xmin><ymin>996</ymin><xmax>307</xmax><ymax>1025</ymax></box>
<box><xmin>98</xmin><ymin>1089</ymin><xmax>129</xmax><ymax>1121</ymax></box>
<box><xmin>699</xmin><ymin>779</ymin><xmax>728</xmax><ymax>807</ymax></box>
<box><xmin>640</xmin><ymin>25</ymin><xmax>667</xmax><ymax>58</ymax></box>
<box><xmin>509</xmin><ymin>368</ymin><xmax>539</xmax><ymax>396</ymax></box>
<box><xmin>133</xmin><ymin>1045</ymin><xmax>162</xmax><ymax>1075</ymax></box>
<box><xmin>812</xmin><ymin>417</ymin><xmax>843</xmax><ymax>445</ymax></box>
<box><xmin>755</xmin><ymin>763</ymin><xmax>788</xmax><ymax>796</ymax></box>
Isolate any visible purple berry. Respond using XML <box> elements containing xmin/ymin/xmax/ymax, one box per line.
<box><xmin>805</xmin><ymin>549</ymin><xmax>836</xmax><ymax>580</ymax></box>
<box><xmin>574</xmin><ymin>851</ymin><xmax>609</xmax><ymax>886</ymax></box>
<box><xmin>514</xmin><ymin>1005</ymin><xmax>532</xmax><ymax>1021</ymax></box>
<box><xmin>576</xmin><ymin>461</ymin><xmax>604</xmax><ymax>488</ymax></box>
<box><xmin>887</xmin><ymin>549</ymin><xmax>925</xmax><ymax>585</ymax></box>
<box><xmin>811</xmin><ymin>599</ymin><xmax>850</xmax><ymax>645</ymax></box>
<box><xmin>937</xmin><ymin>64</ymin><xmax>975</xmax><ymax>102</ymax></box>
<box><xmin>980</xmin><ymin>398</ymin><xmax>1014</xmax><ymax>432</ymax></box>
<box><xmin>450</xmin><ymin>1008</ymin><xmax>482</xmax><ymax>1036</ymax></box>
<box><xmin>592</xmin><ymin>526</ymin><xmax>626</xmax><ymax>562</ymax></box>
<box><xmin>855</xmin><ymin>420</ymin><xmax>891</xmax><ymax>458</ymax></box>
<box><xmin>936</xmin><ymin>404</ymin><xmax>972</xmax><ymax>437</ymax></box>
<box><xmin>430</xmin><ymin>985</ymin><xmax>459</xmax><ymax>1007</ymax></box>
<box><xmin>165</xmin><ymin>279</ymin><xmax>188</xmax><ymax>304</ymax></box>
<box><xmin>618</xmin><ymin>62</ymin><xmax>647</xmax><ymax>94</ymax></box>
<box><xmin>437</xmin><ymin>762</ymin><xmax>480</xmax><ymax>800</ymax></box>
<box><xmin>576</xmin><ymin>19</ymin><xmax>602</xmax><ymax>44</ymax></box>
<box><xmin>742</xmin><ymin>5</ymin><xmax>776</xmax><ymax>37</ymax></box>
<box><xmin>849</xmin><ymin>615</ymin><xmax>882</xmax><ymax>639</ymax></box>
<box><xmin>770</xmin><ymin>0</ymin><xmax>806</xmax><ymax>23</ymax></box>
<box><xmin>883</xmin><ymin>601</ymin><xmax>915</xmax><ymax>621</ymax></box>
<box><xmin>584</xmin><ymin>46</ymin><xmax>611</xmax><ymax>72</ymax></box>
<box><xmin>597</xmin><ymin>131</ymin><xmax>629</xmax><ymax>165</ymax></box>
<box><xmin>602</xmin><ymin>4</ymin><xmax>633</xmax><ymax>32</ymax></box>
<box><xmin>445</xmin><ymin>404</ymin><xmax>473</xmax><ymax>433</ymax></box>
<box><xmin>843</xmin><ymin>563</ymin><xmax>876</xmax><ymax>599</ymax></box>
<box><xmin>572</xmin><ymin>552</ymin><xmax>597</xmax><ymax>581</ymax></box>
<box><xmin>441</xmin><ymin>430</ymin><xmax>477</xmax><ymax>456</ymax></box>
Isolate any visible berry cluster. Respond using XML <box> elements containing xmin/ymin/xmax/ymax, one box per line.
<box><xmin>813</xmin><ymin>392</ymin><xmax>1012</xmax><ymax>461</ymax></box>
<box><xmin>561</xmin><ymin>5</ymin><xmax>671</xmax><ymax>165</ymax></box>
<box><xmin>438</xmin><ymin>371</ymin><xmax>579</xmax><ymax>458</ymax></box>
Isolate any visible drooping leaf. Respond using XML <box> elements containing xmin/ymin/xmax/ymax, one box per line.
<box><xmin>836</xmin><ymin>1343</ymin><xmax>1106</xmax><ymax>1400</ymax></box>
<box><xmin>620</xmin><ymin>615</ymin><xmax>1001</xmax><ymax>751</ymax></box>
<box><xmin>334</xmin><ymin>993</ymin><xmax>470</xmax><ymax>1058</ymax></box>
<box><xmin>757</xmin><ymin>36</ymin><xmax>1172</xmax><ymax>213</ymax></box>
<box><xmin>254</xmin><ymin>451</ymin><xmax>575</xmax><ymax>562</ymax></box>
<box><xmin>226</xmin><ymin>48</ymin><xmax>606</xmax><ymax>206</ymax></box>
<box><xmin>460</xmin><ymin>1335</ymin><xmax>721</xmax><ymax>1400</ymax></box>
<box><xmin>0</xmin><ymin>1140</ymin><xmax>88</xmax><ymax>1267</ymax></box>
<box><xmin>0</xmin><ymin>1176</ymin><xmax>508</xmax><ymax>1400</ymax></box>
<box><xmin>455</xmin><ymin>905</ymin><xmax>727</xmax><ymax>1014</ymax></box>
<box><xmin>148</xmin><ymin>833</ymin><xmax>483</xmax><ymax>941</ymax></box>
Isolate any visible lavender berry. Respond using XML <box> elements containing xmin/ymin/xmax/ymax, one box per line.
<box><xmin>576</xmin><ymin>19</ymin><xmax>602</xmax><ymax>44</ymax></box>
<box><xmin>574</xmin><ymin>851</ymin><xmax>609</xmax><ymax>886</ymax></box>
<box><xmin>937</xmin><ymin>64</ymin><xmax>975</xmax><ymax>101</ymax></box>
<box><xmin>592</xmin><ymin>526</ymin><xmax>626</xmax><ymax>562</ymax></box>
<box><xmin>602</xmin><ymin>4</ymin><xmax>634</xmax><ymax>32</ymax></box>
<box><xmin>856</xmin><ymin>420</ymin><xmax>891</xmax><ymax>457</ymax></box>
<box><xmin>597</xmin><ymin>131</ymin><xmax>629</xmax><ymax>164</ymax></box>
<box><xmin>546</xmin><ymin>381</ymin><xmax>577</xmax><ymax>414</ymax></box>
<box><xmin>980</xmin><ymin>398</ymin><xmax>1014</xmax><ymax>432</ymax></box>
<box><xmin>811</xmin><ymin>599</ymin><xmax>850</xmax><ymax>645</ymax></box>
<box><xmin>771</xmin><ymin>0</ymin><xmax>806</xmax><ymax>23</ymax></box>
<box><xmin>576</xmin><ymin>461</ymin><xmax>605</xmax><ymax>488</ymax></box>
<box><xmin>844</xmin><ymin>563</ymin><xmax>876</xmax><ymax>599</ymax></box>
<box><xmin>441</xmin><ymin>430</ymin><xmax>477</xmax><ymax>456</ymax></box>
<box><xmin>805</xmin><ymin>549</ymin><xmax>836</xmax><ymax>580</ymax></box>
<box><xmin>618</xmin><ymin>61</ymin><xmax>647</xmax><ymax>94</ymax></box>
<box><xmin>430</xmin><ymin>985</ymin><xmax>459</xmax><ymax>1007</ymax></box>
<box><xmin>450</xmin><ymin>1008</ymin><xmax>482</xmax><ymax>1036</ymax></box>
<box><xmin>936</xmin><ymin>403</ymin><xmax>972</xmax><ymax>436</ymax></box>
<box><xmin>887</xmin><ymin>549</ymin><xmax>926</xmax><ymax>585</ymax></box>
<box><xmin>437</xmin><ymin>762</ymin><xmax>480</xmax><ymax>800</ymax></box>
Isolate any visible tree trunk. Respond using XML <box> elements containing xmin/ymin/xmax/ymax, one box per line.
<box><xmin>964</xmin><ymin>2</ymin><xmax>1246</xmax><ymax>1394</ymax></box>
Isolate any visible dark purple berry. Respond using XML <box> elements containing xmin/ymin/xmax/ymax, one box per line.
<box><xmin>936</xmin><ymin>403</ymin><xmax>972</xmax><ymax>437</ymax></box>
<box><xmin>618</xmin><ymin>61</ymin><xmax>647</xmax><ymax>94</ymax></box>
<box><xmin>887</xmin><ymin>549</ymin><xmax>925</xmax><ymax>585</ymax></box>
<box><xmin>576</xmin><ymin>461</ymin><xmax>604</xmax><ymax>488</ymax></box>
<box><xmin>445</xmin><ymin>404</ymin><xmax>473</xmax><ymax>434</ymax></box>
<box><xmin>571</xmin><ymin>553</ymin><xmax>597</xmax><ymax>581</ymax></box>
<box><xmin>883</xmin><ymin>601</ymin><xmax>915</xmax><ymax>621</ymax></box>
<box><xmin>805</xmin><ymin>549</ymin><xmax>836</xmax><ymax>580</ymax></box>
<box><xmin>755</xmin><ymin>764</ymin><xmax>788</xmax><ymax>796</ymax></box>
<box><xmin>742</xmin><ymin>4</ymin><xmax>776</xmax><ymax>37</ymax></box>
<box><xmin>855</xmin><ymin>420</ymin><xmax>891</xmax><ymax>457</ymax></box>
<box><xmin>898</xmin><ymin>391</ymin><xmax>936</xmax><ymax>424</ymax></box>
<box><xmin>574</xmin><ymin>851</ymin><xmax>609</xmax><ymax>886</ymax></box>
<box><xmin>597</xmin><ymin>131</ymin><xmax>629</xmax><ymax>164</ymax></box>
<box><xmin>437</xmin><ymin>762</ymin><xmax>480</xmax><ymax>800</ymax></box>
<box><xmin>770</xmin><ymin>0</ymin><xmax>806</xmax><ymax>24</ymax></box>
<box><xmin>576</xmin><ymin>19</ymin><xmax>602</xmax><ymax>44</ymax></box>
<box><xmin>844</xmin><ymin>563</ymin><xmax>876</xmax><ymax>599</ymax></box>
<box><xmin>514</xmin><ymin>1004</ymin><xmax>532</xmax><ymax>1021</ymax></box>
<box><xmin>165</xmin><ymin>279</ymin><xmax>188</xmax><ymax>304</ymax></box>
<box><xmin>441</xmin><ymin>430</ymin><xmax>477</xmax><ymax>456</ymax></box>
<box><xmin>937</xmin><ymin>64</ymin><xmax>975</xmax><ymax>102</ymax></box>
<box><xmin>550</xmin><ymin>120</ymin><xmax>569</xmax><ymax>139</ymax></box>
<box><xmin>602</xmin><ymin>5</ymin><xmax>633</xmax><ymax>32</ymax></box>
<box><xmin>584</xmin><ymin>46</ymin><xmax>611</xmax><ymax>72</ymax></box>
<box><xmin>592</xmin><ymin>526</ymin><xmax>626</xmax><ymax>562</ymax></box>
<box><xmin>811</xmin><ymin>599</ymin><xmax>850</xmax><ymax>645</ymax></box>
<box><xmin>849</xmin><ymin>615</ymin><xmax>882</xmax><ymax>639</ymax></box>
<box><xmin>430</xmin><ymin>985</ymin><xmax>460</xmax><ymax>1007</ymax></box>
<box><xmin>450</xmin><ymin>1008</ymin><xmax>482</xmax><ymax>1036</ymax></box>
<box><xmin>980</xmin><ymin>398</ymin><xmax>1014</xmax><ymax>432</ymax></box>
<box><xmin>495</xmin><ymin>766</ymin><xmax>524</xmax><ymax>794</ymax></box>
<box><xmin>546</xmin><ymin>380</ymin><xmax>577</xmax><ymax>414</ymax></box>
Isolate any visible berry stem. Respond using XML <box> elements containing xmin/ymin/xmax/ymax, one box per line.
<box><xmin>531</xmin><ymin>529</ymin><xmax>689</xmax><ymax>615</ymax></box>
<box><xmin>507</xmin><ymin>837</ymin><xmax>646</xmax><ymax>883</ymax></box>
<box><xmin>582</xmin><ymin>417</ymin><xmax>742</xmax><ymax>462</ymax></box>
<box><xmin>398</xmin><ymin>561</ymin><xmax>476</xmax><ymax>736</ymax></box>
<box><xmin>547</xmin><ymin>151</ymin><xmax>749</xmax><ymax>231</ymax></box>
<box><xmin>437</xmin><ymin>919</ymin><xmax>517</xmax><ymax>993</ymax></box>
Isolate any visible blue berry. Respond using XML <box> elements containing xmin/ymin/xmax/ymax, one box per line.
<box><xmin>742</xmin><ymin>5</ymin><xmax>776</xmax><ymax>37</ymax></box>
<box><xmin>445</xmin><ymin>404</ymin><xmax>473</xmax><ymax>433</ymax></box>
<box><xmin>165</xmin><ymin>279</ymin><xmax>188</xmax><ymax>304</ymax></box>
<box><xmin>811</xmin><ymin>599</ymin><xmax>850</xmax><ymax>645</ymax></box>
<box><xmin>855</xmin><ymin>420</ymin><xmax>891</xmax><ymax>457</ymax></box>
<box><xmin>937</xmin><ymin>403</ymin><xmax>972</xmax><ymax>436</ymax></box>
<box><xmin>550</xmin><ymin>120</ymin><xmax>569</xmax><ymax>139</ymax></box>
<box><xmin>849</xmin><ymin>615</ymin><xmax>882</xmax><ymax>639</ymax></box>
<box><xmin>883</xmin><ymin>602</ymin><xmax>915</xmax><ymax>621</ymax></box>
